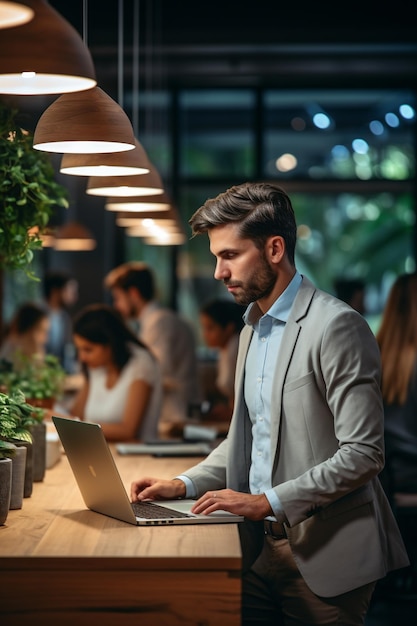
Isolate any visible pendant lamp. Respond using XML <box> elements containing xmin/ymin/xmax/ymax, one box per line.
<box><xmin>86</xmin><ymin>162</ymin><xmax>164</xmax><ymax>197</ymax></box>
<box><xmin>33</xmin><ymin>87</ymin><xmax>136</xmax><ymax>154</ymax></box>
<box><xmin>124</xmin><ymin>215</ymin><xmax>186</xmax><ymax>246</ymax></box>
<box><xmin>127</xmin><ymin>223</ymin><xmax>182</xmax><ymax>236</ymax></box>
<box><xmin>53</xmin><ymin>221</ymin><xmax>96</xmax><ymax>251</ymax></box>
<box><xmin>125</xmin><ymin>217</ymin><xmax>186</xmax><ymax>245</ymax></box>
<box><xmin>0</xmin><ymin>0</ymin><xmax>96</xmax><ymax>95</ymax></box>
<box><xmin>125</xmin><ymin>218</ymin><xmax>179</xmax><ymax>232</ymax></box>
<box><xmin>143</xmin><ymin>233</ymin><xmax>187</xmax><ymax>246</ymax></box>
<box><xmin>105</xmin><ymin>191</ymin><xmax>171</xmax><ymax>212</ymax></box>
<box><xmin>115</xmin><ymin>207</ymin><xmax>181</xmax><ymax>228</ymax></box>
<box><xmin>60</xmin><ymin>138</ymin><xmax>150</xmax><ymax>177</ymax></box>
<box><xmin>0</xmin><ymin>1</ymin><xmax>34</xmax><ymax>29</ymax></box>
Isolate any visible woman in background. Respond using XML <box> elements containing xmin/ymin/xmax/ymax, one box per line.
<box><xmin>376</xmin><ymin>272</ymin><xmax>417</xmax><ymax>495</ymax></box>
<box><xmin>199</xmin><ymin>298</ymin><xmax>245</xmax><ymax>422</ymax></box>
<box><xmin>0</xmin><ymin>302</ymin><xmax>49</xmax><ymax>368</ymax></box>
<box><xmin>69</xmin><ymin>304</ymin><xmax>162</xmax><ymax>442</ymax></box>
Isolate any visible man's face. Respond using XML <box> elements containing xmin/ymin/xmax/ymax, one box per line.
<box><xmin>209</xmin><ymin>223</ymin><xmax>277</xmax><ymax>307</ymax></box>
<box><xmin>111</xmin><ymin>287</ymin><xmax>138</xmax><ymax>319</ymax></box>
<box><xmin>61</xmin><ymin>280</ymin><xmax>78</xmax><ymax>307</ymax></box>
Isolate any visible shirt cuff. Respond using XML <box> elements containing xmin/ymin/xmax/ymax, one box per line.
<box><xmin>176</xmin><ymin>475</ymin><xmax>197</xmax><ymax>498</ymax></box>
<box><xmin>265</xmin><ymin>488</ymin><xmax>287</xmax><ymax>523</ymax></box>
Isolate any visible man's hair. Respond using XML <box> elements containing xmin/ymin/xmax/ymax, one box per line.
<box><xmin>333</xmin><ymin>278</ymin><xmax>365</xmax><ymax>304</ymax></box>
<box><xmin>200</xmin><ymin>299</ymin><xmax>245</xmax><ymax>332</ymax></box>
<box><xmin>189</xmin><ymin>182</ymin><xmax>297</xmax><ymax>265</ymax></box>
<box><xmin>43</xmin><ymin>271</ymin><xmax>73</xmax><ymax>299</ymax></box>
<box><xmin>104</xmin><ymin>262</ymin><xmax>155</xmax><ymax>301</ymax></box>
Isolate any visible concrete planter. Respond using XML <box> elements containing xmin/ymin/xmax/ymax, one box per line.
<box><xmin>0</xmin><ymin>457</ymin><xmax>12</xmax><ymax>524</ymax></box>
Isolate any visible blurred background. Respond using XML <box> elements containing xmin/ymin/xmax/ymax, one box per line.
<box><xmin>1</xmin><ymin>0</ymin><xmax>416</xmax><ymax>346</ymax></box>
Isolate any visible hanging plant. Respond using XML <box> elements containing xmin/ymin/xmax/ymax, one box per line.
<box><xmin>0</xmin><ymin>100</ymin><xmax>69</xmax><ymax>279</ymax></box>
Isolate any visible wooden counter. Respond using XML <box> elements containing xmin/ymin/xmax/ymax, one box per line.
<box><xmin>0</xmin><ymin>447</ymin><xmax>242</xmax><ymax>625</ymax></box>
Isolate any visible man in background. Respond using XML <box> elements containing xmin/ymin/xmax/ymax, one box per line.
<box><xmin>43</xmin><ymin>270</ymin><xmax>78</xmax><ymax>373</ymax></box>
<box><xmin>105</xmin><ymin>262</ymin><xmax>201</xmax><ymax>428</ymax></box>
<box><xmin>334</xmin><ymin>277</ymin><xmax>366</xmax><ymax>315</ymax></box>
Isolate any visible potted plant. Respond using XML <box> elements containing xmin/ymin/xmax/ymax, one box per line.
<box><xmin>0</xmin><ymin>440</ymin><xmax>16</xmax><ymax>525</ymax></box>
<box><xmin>0</xmin><ymin>388</ymin><xmax>38</xmax><ymax>509</ymax></box>
<box><xmin>1</xmin><ymin>353</ymin><xmax>66</xmax><ymax>407</ymax></box>
<box><xmin>0</xmin><ymin>100</ymin><xmax>69</xmax><ymax>279</ymax></box>
<box><xmin>1</xmin><ymin>354</ymin><xmax>66</xmax><ymax>481</ymax></box>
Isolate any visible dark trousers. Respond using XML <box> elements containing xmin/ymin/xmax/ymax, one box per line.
<box><xmin>242</xmin><ymin>536</ymin><xmax>375</xmax><ymax>625</ymax></box>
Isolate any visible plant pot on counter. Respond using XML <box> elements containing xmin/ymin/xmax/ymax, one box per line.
<box><xmin>9</xmin><ymin>445</ymin><xmax>27</xmax><ymax>510</ymax></box>
<box><xmin>29</xmin><ymin>421</ymin><xmax>47</xmax><ymax>482</ymax></box>
<box><xmin>16</xmin><ymin>440</ymin><xmax>33</xmax><ymax>498</ymax></box>
<box><xmin>0</xmin><ymin>457</ymin><xmax>12</xmax><ymax>524</ymax></box>
<box><xmin>26</xmin><ymin>397</ymin><xmax>55</xmax><ymax>411</ymax></box>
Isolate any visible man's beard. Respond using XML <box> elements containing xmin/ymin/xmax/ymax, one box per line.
<box><xmin>225</xmin><ymin>252</ymin><xmax>276</xmax><ymax>306</ymax></box>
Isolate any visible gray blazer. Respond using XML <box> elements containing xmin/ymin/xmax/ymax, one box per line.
<box><xmin>184</xmin><ymin>276</ymin><xmax>409</xmax><ymax>597</ymax></box>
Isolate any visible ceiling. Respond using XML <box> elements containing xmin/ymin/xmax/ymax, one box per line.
<box><xmin>48</xmin><ymin>0</ymin><xmax>417</xmax><ymax>94</ymax></box>
<box><xmin>3</xmin><ymin>0</ymin><xmax>416</xmax><ymax>133</ymax></box>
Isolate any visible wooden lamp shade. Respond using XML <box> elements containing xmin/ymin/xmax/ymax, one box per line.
<box><xmin>116</xmin><ymin>207</ymin><xmax>179</xmax><ymax>227</ymax></box>
<box><xmin>60</xmin><ymin>138</ymin><xmax>150</xmax><ymax>177</ymax></box>
<box><xmin>86</xmin><ymin>162</ymin><xmax>164</xmax><ymax>197</ymax></box>
<box><xmin>105</xmin><ymin>192</ymin><xmax>172</xmax><ymax>212</ymax></box>
<box><xmin>33</xmin><ymin>87</ymin><xmax>136</xmax><ymax>154</ymax></box>
<box><xmin>53</xmin><ymin>221</ymin><xmax>96</xmax><ymax>251</ymax></box>
<box><xmin>0</xmin><ymin>0</ymin><xmax>96</xmax><ymax>94</ymax></box>
<box><xmin>143</xmin><ymin>233</ymin><xmax>187</xmax><ymax>246</ymax></box>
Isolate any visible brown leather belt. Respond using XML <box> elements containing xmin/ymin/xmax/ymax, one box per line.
<box><xmin>263</xmin><ymin>520</ymin><xmax>287</xmax><ymax>540</ymax></box>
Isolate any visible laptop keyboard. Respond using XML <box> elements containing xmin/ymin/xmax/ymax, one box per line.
<box><xmin>131</xmin><ymin>500</ymin><xmax>191</xmax><ymax>519</ymax></box>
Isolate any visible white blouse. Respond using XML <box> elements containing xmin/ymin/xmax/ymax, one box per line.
<box><xmin>84</xmin><ymin>344</ymin><xmax>162</xmax><ymax>441</ymax></box>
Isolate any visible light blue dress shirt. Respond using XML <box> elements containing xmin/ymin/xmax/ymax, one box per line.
<box><xmin>244</xmin><ymin>271</ymin><xmax>302</xmax><ymax>521</ymax></box>
<box><xmin>178</xmin><ymin>271</ymin><xmax>302</xmax><ymax>522</ymax></box>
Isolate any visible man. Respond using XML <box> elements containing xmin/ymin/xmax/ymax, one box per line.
<box><xmin>130</xmin><ymin>182</ymin><xmax>408</xmax><ymax>625</ymax></box>
<box><xmin>334</xmin><ymin>277</ymin><xmax>366</xmax><ymax>315</ymax></box>
<box><xmin>43</xmin><ymin>270</ymin><xmax>78</xmax><ymax>373</ymax></box>
<box><xmin>105</xmin><ymin>262</ymin><xmax>200</xmax><ymax>426</ymax></box>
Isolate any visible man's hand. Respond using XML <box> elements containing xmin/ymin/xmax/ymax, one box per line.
<box><xmin>130</xmin><ymin>477</ymin><xmax>186</xmax><ymax>502</ymax></box>
<box><xmin>191</xmin><ymin>489</ymin><xmax>272</xmax><ymax>521</ymax></box>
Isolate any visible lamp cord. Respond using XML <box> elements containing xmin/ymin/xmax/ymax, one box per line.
<box><xmin>82</xmin><ymin>0</ymin><xmax>88</xmax><ymax>47</ymax></box>
<box><xmin>132</xmin><ymin>0</ymin><xmax>140</xmax><ymax>136</ymax></box>
<box><xmin>118</xmin><ymin>0</ymin><xmax>124</xmax><ymax>109</ymax></box>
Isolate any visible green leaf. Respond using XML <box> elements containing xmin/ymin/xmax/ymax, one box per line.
<box><xmin>0</xmin><ymin>102</ymin><xmax>68</xmax><ymax>280</ymax></box>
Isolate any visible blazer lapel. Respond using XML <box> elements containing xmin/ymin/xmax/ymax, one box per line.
<box><xmin>270</xmin><ymin>277</ymin><xmax>317</xmax><ymax>457</ymax></box>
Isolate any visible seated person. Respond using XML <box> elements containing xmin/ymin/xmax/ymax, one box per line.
<box><xmin>199</xmin><ymin>298</ymin><xmax>245</xmax><ymax>422</ymax></box>
<box><xmin>56</xmin><ymin>304</ymin><xmax>163</xmax><ymax>443</ymax></box>
<box><xmin>0</xmin><ymin>302</ymin><xmax>50</xmax><ymax>368</ymax></box>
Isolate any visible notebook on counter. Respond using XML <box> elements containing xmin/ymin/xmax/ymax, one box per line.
<box><xmin>116</xmin><ymin>423</ymin><xmax>218</xmax><ymax>457</ymax></box>
<box><xmin>116</xmin><ymin>441</ymin><xmax>213</xmax><ymax>457</ymax></box>
<box><xmin>52</xmin><ymin>416</ymin><xmax>244</xmax><ymax>527</ymax></box>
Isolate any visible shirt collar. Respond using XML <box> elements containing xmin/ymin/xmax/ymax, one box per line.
<box><xmin>139</xmin><ymin>300</ymin><xmax>159</xmax><ymax>320</ymax></box>
<box><xmin>244</xmin><ymin>271</ymin><xmax>302</xmax><ymax>327</ymax></box>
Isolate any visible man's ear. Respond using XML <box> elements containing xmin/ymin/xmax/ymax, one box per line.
<box><xmin>267</xmin><ymin>235</ymin><xmax>286</xmax><ymax>265</ymax></box>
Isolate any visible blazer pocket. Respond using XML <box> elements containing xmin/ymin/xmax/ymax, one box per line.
<box><xmin>284</xmin><ymin>371</ymin><xmax>314</xmax><ymax>392</ymax></box>
<box><xmin>319</xmin><ymin>483</ymin><xmax>373</xmax><ymax>520</ymax></box>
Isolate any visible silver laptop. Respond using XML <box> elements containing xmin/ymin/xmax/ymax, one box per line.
<box><xmin>52</xmin><ymin>416</ymin><xmax>244</xmax><ymax>527</ymax></box>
